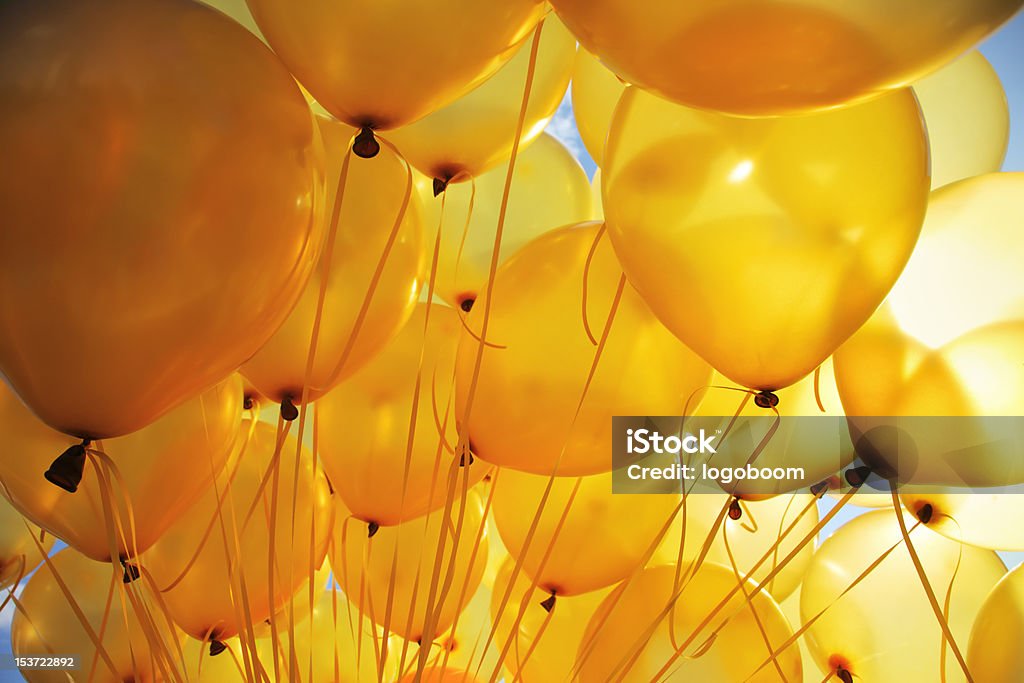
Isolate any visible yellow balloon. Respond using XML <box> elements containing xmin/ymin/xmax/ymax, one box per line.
<box><xmin>455</xmin><ymin>222</ymin><xmax>711</xmax><ymax>476</ymax></box>
<box><xmin>491</xmin><ymin>557</ymin><xmax>609</xmax><ymax>682</ymax></box>
<box><xmin>406</xmin><ymin>582</ymin><xmax>500</xmax><ymax>677</ymax></box>
<box><xmin>331</xmin><ymin>490</ymin><xmax>488</xmax><ymax>643</ymax></box>
<box><xmin>780</xmin><ymin>587</ymin><xmax>831</xmax><ymax>683</ymax></box>
<box><xmin>835</xmin><ymin>174</ymin><xmax>1024</xmax><ymax>487</ymax></box>
<box><xmin>589</xmin><ymin>168</ymin><xmax>603</xmax><ymax>219</ymax></box>
<box><xmin>570</xmin><ymin>49</ymin><xmax>626</xmax><ymax>166</ymax></box>
<box><xmin>914</xmin><ymin>51</ymin><xmax>1009</xmax><ymax>190</ymax></box>
<box><xmin>968</xmin><ymin>562</ymin><xmax>1024</xmax><ymax>683</ymax></box>
<box><xmin>651</xmin><ymin>493</ymin><xmax>820</xmax><ymax>602</ymax></box>
<box><xmin>0</xmin><ymin>0</ymin><xmax>323</xmax><ymax>439</ymax></box>
<box><xmin>0</xmin><ymin>375</ymin><xmax>241</xmax><ymax>562</ymax></box>
<box><xmin>251</xmin><ymin>563</ymin><xmax>333</xmax><ymax>638</ymax></box>
<box><xmin>242</xmin><ymin>115</ymin><xmax>424</xmax><ymax>405</ymax></box>
<box><xmin>417</xmin><ymin>134</ymin><xmax>593</xmax><ymax>308</ymax></box>
<box><xmin>550</xmin><ymin>0</ymin><xmax>1023</xmax><ymax>115</ymax></box>
<box><xmin>604</xmin><ymin>86</ymin><xmax>928</xmax><ymax>392</ymax></box>
<box><xmin>182</xmin><ymin>636</ymin><xmax>250</xmax><ymax>683</ymax></box>
<box><xmin>0</xmin><ymin>496</ymin><xmax>52</xmax><ymax>589</ymax></box>
<box><xmin>577</xmin><ymin>563</ymin><xmax>800</xmax><ymax>681</ymax></box>
<box><xmin>317</xmin><ymin>304</ymin><xmax>487</xmax><ymax>527</ymax></box>
<box><xmin>801</xmin><ymin>509</ymin><xmax>1005</xmax><ymax>682</ymax></box>
<box><xmin>12</xmin><ymin>549</ymin><xmax>184</xmax><ymax>683</ymax></box>
<box><xmin>493</xmin><ymin>468</ymin><xmax>678</xmax><ymax>596</ymax></box>
<box><xmin>900</xmin><ymin>492</ymin><xmax>1024</xmax><ymax>551</ymax></box>
<box><xmin>691</xmin><ymin>358</ymin><xmax>853</xmax><ymax>497</ymax></box>
<box><xmin>146</xmin><ymin>420</ymin><xmax>334</xmax><ymax>644</ymax></box>
<box><xmin>245</xmin><ymin>0</ymin><xmax>546</xmax><ymax>130</ymax></box>
<box><xmin>387</xmin><ymin>16</ymin><xmax>576</xmax><ymax>181</ymax></box>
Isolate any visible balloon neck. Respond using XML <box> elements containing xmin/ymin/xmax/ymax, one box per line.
<box><xmin>432</xmin><ymin>177</ymin><xmax>450</xmax><ymax>196</ymax></box>
<box><xmin>459</xmin><ymin>448</ymin><xmax>474</xmax><ymax>467</ymax></box>
<box><xmin>728</xmin><ymin>498</ymin><xmax>743</xmax><ymax>520</ymax></box>
<box><xmin>44</xmin><ymin>439</ymin><xmax>91</xmax><ymax>493</ymax></box>
<box><xmin>367</xmin><ymin>521</ymin><xmax>380</xmax><ymax>538</ymax></box>
<box><xmin>324</xmin><ymin>473</ymin><xmax>335</xmax><ymax>495</ymax></box>
<box><xmin>243</xmin><ymin>395</ymin><xmax>255</xmax><ymax>411</ymax></box>
<box><xmin>915</xmin><ymin>503</ymin><xmax>934</xmax><ymax>524</ymax></box>
<box><xmin>539</xmin><ymin>591</ymin><xmax>557</xmax><ymax>613</ymax></box>
<box><xmin>280</xmin><ymin>397</ymin><xmax>299</xmax><ymax>422</ymax></box>
<box><xmin>120</xmin><ymin>558</ymin><xmax>141</xmax><ymax>584</ymax></box>
<box><xmin>809</xmin><ymin>480</ymin><xmax>830</xmax><ymax>498</ymax></box>
<box><xmin>753</xmin><ymin>390</ymin><xmax>779</xmax><ymax>409</ymax></box>
<box><xmin>353</xmin><ymin>126</ymin><xmax>380</xmax><ymax>159</ymax></box>
<box><xmin>836</xmin><ymin>667</ymin><xmax>854</xmax><ymax>683</ymax></box>
<box><xmin>844</xmin><ymin>464</ymin><xmax>873</xmax><ymax>488</ymax></box>
<box><xmin>459</xmin><ymin>297</ymin><xmax>475</xmax><ymax>313</ymax></box>
<box><xmin>209</xmin><ymin>639</ymin><xmax>227</xmax><ymax>657</ymax></box>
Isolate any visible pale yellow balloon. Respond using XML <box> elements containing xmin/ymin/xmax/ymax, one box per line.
<box><xmin>455</xmin><ymin>222</ymin><xmax>711</xmax><ymax>476</ymax></box>
<box><xmin>801</xmin><ymin>509</ymin><xmax>1005</xmax><ymax>682</ymax></box>
<box><xmin>0</xmin><ymin>495</ymin><xmax>52</xmax><ymax>589</ymax></box>
<box><xmin>241</xmin><ymin>115</ymin><xmax>424</xmax><ymax>404</ymax></box>
<box><xmin>780</xmin><ymin>587</ymin><xmax>829</xmax><ymax>683</ymax></box>
<box><xmin>900</xmin><ymin>492</ymin><xmax>1024</xmax><ymax>551</ymax></box>
<box><xmin>570</xmin><ymin>49</ymin><xmax>626</xmax><ymax>166</ymax></box>
<box><xmin>968</xmin><ymin>562</ymin><xmax>1024</xmax><ymax>683</ymax></box>
<box><xmin>490</xmin><ymin>557</ymin><xmax>610</xmax><ymax>682</ymax></box>
<box><xmin>651</xmin><ymin>492</ymin><xmax>819</xmax><ymax>602</ymax></box>
<box><xmin>577</xmin><ymin>563</ymin><xmax>800</xmax><ymax>682</ymax></box>
<box><xmin>12</xmin><ymin>549</ymin><xmax>184</xmax><ymax>683</ymax></box>
<box><xmin>493</xmin><ymin>468</ymin><xmax>679</xmax><ymax>596</ymax></box>
<box><xmin>913</xmin><ymin>51</ymin><xmax>1009</xmax><ymax>190</ymax></box>
<box><xmin>605</xmin><ymin>86</ymin><xmax>929</xmax><ymax>392</ymax></box>
<box><xmin>589</xmin><ymin>169</ymin><xmax>603</xmax><ymax>219</ymax></box>
<box><xmin>387</xmin><ymin>16</ymin><xmax>576</xmax><ymax>181</ymax></box>
<box><xmin>417</xmin><ymin>133</ymin><xmax>593</xmax><ymax>308</ymax></box>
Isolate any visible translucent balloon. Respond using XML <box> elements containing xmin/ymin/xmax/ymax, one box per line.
<box><xmin>651</xmin><ymin>493</ymin><xmax>820</xmax><ymax>602</ymax></box>
<box><xmin>317</xmin><ymin>304</ymin><xmax>487</xmax><ymax>527</ymax></box>
<box><xmin>570</xmin><ymin>49</ymin><xmax>626</xmax><ymax>166</ymax></box>
<box><xmin>577</xmin><ymin>563</ymin><xmax>800</xmax><ymax>681</ymax></box>
<box><xmin>900</xmin><ymin>492</ymin><xmax>1024</xmax><ymax>550</ymax></box>
<box><xmin>0</xmin><ymin>0</ymin><xmax>323</xmax><ymax>439</ymax></box>
<box><xmin>455</xmin><ymin>223</ymin><xmax>711</xmax><ymax>475</ymax></box>
<box><xmin>835</xmin><ymin>174</ymin><xmax>1024</xmax><ymax>487</ymax></box>
<box><xmin>0</xmin><ymin>495</ymin><xmax>52</xmax><ymax>589</ymax></box>
<box><xmin>0</xmin><ymin>375</ymin><xmax>241</xmax><ymax>562</ymax></box>
<box><xmin>12</xmin><ymin>548</ymin><xmax>184</xmax><ymax>683</ymax></box>
<box><xmin>331</xmin><ymin>490</ymin><xmax>488</xmax><ymax>643</ymax></box>
<box><xmin>550</xmin><ymin>0</ymin><xmax>1024</xmax><ymax>115</ymax></box>
<box><xmin>387</xmin><ymin>16</ymin><xmax>576</xmax><ymax>181</ymax></box>
<box><xmin>604</xmin><ymin>86</ymin><xmax>928</xmax><ymax>391</ymax></box>
<box><xmin>245</xmin><ymin>0</ymin><xmax>546</xmax><ymax>130</ymax></box>
<box><xmin>913</xmin><ymin>51</ymin><xmax>1009</xmax><ymax>190</ymax></box>
<box><xmin>417</xmin><ymin>134</ymin><xmax>593</xmax><ymax>308</ymax></box>
<box><xmin>491</xmin><ymin>557</ymin><xmax>610</xmax><ymax>682</ymax></box>
<box><xmin>968</xmin><ymin>563</ymin><xmax>1024</xmax><ymax>683</ymax></box>
<box><xmin>146</xmin><ymin>420</ymin><xmax>334</xmax><ymax>643</ymax></box>
<box><xmin>493</xmin><ymin>468</ymin><xmax>679</xmax><ymax>595</ymax></box>
<box><xmin>241</xmin><ymin>115</ymin><xmax>423</xmax><ymax>405</ymax></box>
<box><xmin>801</xmin><ymin>509</ymin><xmax>1005</xmax><ymax>682</ymax></box>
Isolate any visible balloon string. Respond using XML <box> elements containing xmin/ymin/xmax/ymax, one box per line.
<box><xmin>813</xmin><ymin>365</ymin><xmax>826</xmax><ymax>412</ymax></box>
<box><xmin>937</xmin><ymin>512</ymin><xmax>966</xmax><ymax>683</ymax></box>
<box><xmin>451</xmin><ymin>176</ymin><xmax>476</xmax><ymax>300</ymax></box>
<box><xmin>722</xmin><ymin>521</ymin><xmax>790</xmax><ymax>682</ymax></box>
<box><xmin>743</xmin><ymin>524</ymin><xmax>919</xmax><ymax>682</ymax></box>
<box><xmin>508</xmin><ymin>600</ymin><xmax>555</xmax><ymax>683</ymax></box>
<box><xmin>889</xmin><ymin>491</ymin><xmax>974</xmax><ymax>683</ymax></box>
<box><xmin>240</xmin><ymin>417</ymin><xmax>292</xmax><ymax>531</ymax></box>
<box><xmin>615</xmin><ymin>488</ymin><xmax>853</xmax><ymax>683</ymax></box>
<box><xmin>262</xmin><ymin>415</ymin><xmax>291</xmax><ymax>681</ymax></box>
<box><xmin>581</xmin><ymin>222</ymin><xmax>608</xmax><ymax>346</ymax></box>
<box><xmin>450</xmin><ymin>180</ymin><xmax>506</xmax><ymax>351</ymax></box>
<box><xmin>482</xmin><ymin>273</ymin><xmax>626</xmax><ymax>683</ymax></box>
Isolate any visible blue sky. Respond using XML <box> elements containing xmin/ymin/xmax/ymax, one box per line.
<box><xmin>2</xmin><ymin>11</ymin><xmax>1023</xmax><ymax>681</ymax></box>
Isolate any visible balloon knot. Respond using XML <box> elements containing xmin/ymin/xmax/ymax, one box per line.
<box><xmin>844</xmin><ymin>465</ymin><xmax>873</xmax><ymax>488</ymax></box>
<box><xmin>44</xmin><ymin>439</ymin><xmax>90</xmax><ymax>493</ymax></box>
<box><xmin>280</xmin><ymin>397</ymin><xmax>299</xmax><ymax>422</ymax></box>
<box><xmin>459</xmin><ymin>449</ymin><xmax>474</xmax><ymax>467</ymax></box>
<box><xmin>753</xmin><ymin>390</ymin><xmax>779</xmax><ymax>409</ymax></box>
<box><xmin>243</xmin><ymin>395</ymin><xmax>255</xmax><ymax>411</ymax></box>
<box><xmin>836</xmin><ymin>666</ymin><xmax>854</xmax><ymax>683</ymax></box>
<box><xmin>120</xmin><ymin>559</ymin><xmax>141</xmax><ymax>584</ymax></box>
<box><xmin>539</xmin><ymin>591</ymin><xmax>557</xmax><ymax>613</ymax></box>
<box><xmin>324</xmin><ymin>473</ymin><xmax>335</xmax><ymax>495</ymax></box>
<box><xmin>367</xmin><ymin>521</ymin><xmax>380</xmax><ymax>538</ymax></box>
<box><xmin>809</xmin><ymin>480</ymin><xmax>830</xmax><ymax>498</ymax></box>
<box><xmin>209</xmin><ymin>639</ymin><xmax>227</xmax><ymax>657</ymax></box>
<box><xmin>433</xmin><ymin>177</ymin><xmax>450</xmax><ymax>196</ymax></box>
<box><xmin>353</xmin><ymin>126</ymin><xmax>380</xmax><ymax>159</ymax></box>
<box><xmin>459</xmin><ymin>297</ymin><xmax>475</xmax><ymax>313</ymax></box>
<box><xmin>916</xmin><ymin>503</ymin><xmax>934</xmax><ymax>524</ymax></box>
<box><xmin>728</xmin><ymin>498</ymin><xmax>743</xmax><ymax>520</ymax></box>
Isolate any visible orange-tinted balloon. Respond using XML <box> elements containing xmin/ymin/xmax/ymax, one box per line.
<box><xmin>0</xmin><ymin>375</ymin><xmax>241</xmax><ymax>562</ymax></box>
<box><xmin>0</xmin><ymin>0</ymin><xmax>324</xmax><ymax>439</ymax></box>
<box><xmin>0</xmin><ymin>495</ymin><xmax>52</xmax><ymax>589</ymax></box>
